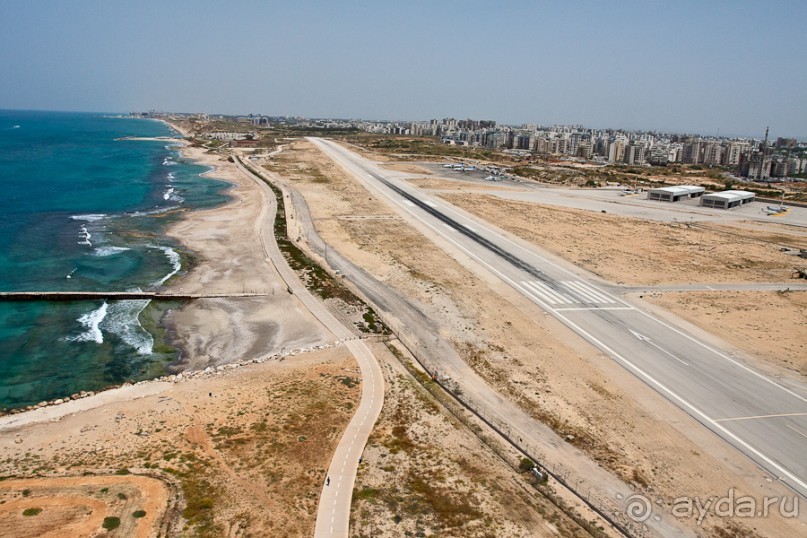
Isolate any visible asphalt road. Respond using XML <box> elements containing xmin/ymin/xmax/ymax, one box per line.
<box><xmin>233</xmin><ymin>156</ymin><xmax>385</xmax><ymax>538</ymax></box>
<box><xmin>309</xmin><ymin>138</ymin><xmax>807</xmax><ymax>500</ymax></box>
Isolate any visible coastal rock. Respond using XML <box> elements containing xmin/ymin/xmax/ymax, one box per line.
<box><xmin>53</xmin><ymin>399</ymin><xmax>64</xmax><ymax>405</ymax></box>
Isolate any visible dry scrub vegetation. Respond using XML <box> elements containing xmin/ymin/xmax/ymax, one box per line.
<box><xmin>352</xmin><ymin>344</ymin><xmax>591</xmax><ymax>537</ymax></box>
<box><xmin>268</xmin><ymin>140</ymin><xmax>801</xmax><ymax>537</ymax></box>
<box><xmin>0</xmin><ymin>348</ymin><xmax>359</xmax><ymax>537</ymax></box>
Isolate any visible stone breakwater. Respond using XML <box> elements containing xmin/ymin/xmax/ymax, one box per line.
<box><xmin>0</xmin><ymin>340</ymin><xmax>349</xmax><ymax>417</ymax></box>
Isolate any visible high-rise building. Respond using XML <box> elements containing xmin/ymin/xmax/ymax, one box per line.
<box><xmin>682</xmin><ymin>138</ymin><xmax>702</xmax><ymax>164</ymax></box>
<box><xmin>703</xmin><ymin>141</ymin><xmax>723</xmax><ymax>166</ymax></box>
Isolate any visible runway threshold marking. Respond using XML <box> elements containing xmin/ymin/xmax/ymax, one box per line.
<box><xmin>554</xmin><ymin>306</ymin><xmax>634</xmax><ymax>311</ymax></box>
<box><xmin>714</xmin><ymin>412</ymin><xmax>807</xmax><ymax>423</ymax></box>
<box><xmin>523</xmin><ymin>280</ymin><xmax>577</xmax><ymax>305</ymax></box>
<box><xmin>316</xmin><ymin>140</ymin><xmax>807</xmax><ymax>495</ymax></box>
<box><xmin>522</xmin><ymin>279</ymin><xmax>628</xmax><ymax>308</ymax></box>
<box><xmin>562</xmin><ymin>280</ymin><xmax>617</xmax><ymax>303</ymax></box>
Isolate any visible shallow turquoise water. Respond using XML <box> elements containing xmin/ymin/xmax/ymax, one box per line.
<box><xmin>0</xmin><ymin>110</ymin><xmax>231</xmax><ymax>408</ymax></box>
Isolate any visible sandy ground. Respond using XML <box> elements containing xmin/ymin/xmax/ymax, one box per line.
<box><xmin>0</xmin><ymin>475</ymin><xmax>168</xmax><ymax>538</ymax></box>
<box><xmin>0</xmin><ymin>347</ymin><xmax>359</xmax><ymax>537</ymax></box>
<box><xmin>644</xmin><ymin>290</ymin><xmax>807</xmax><ymax>376</ymax></box>
<box><xmin>379</xmin><ymin>162</ymin><xmax>433</xmax><ymax>175</ymax></box>
<box><xmin>164</xmin><ymin>146</ymin><xmax>331</xmax><ymax>369</ymax></box>
<box><xmin>352</xmin><ymin>342</ymin><xmax>591</xmax><ymax>537</ymax></box>
<box><xmin>439</xmin><ymin>193</ymin><xmax>799</xmax><ymax>285</ymax></box>
<box><xmin>276</xmin><ymin>139</ymin><xmax>804</xmax><ymax>536</ymax></box>
<box><xmin>0</xmin><ymin>129</ymin><xmax>352</xmax><ymax>537</ymax></box>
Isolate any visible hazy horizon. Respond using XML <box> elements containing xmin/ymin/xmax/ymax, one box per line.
<box><xmin>1</xmin><ymin>1</ymin><xmax>805</xmax><ymax>139</ymax></box>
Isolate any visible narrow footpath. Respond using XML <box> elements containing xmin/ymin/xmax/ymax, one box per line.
<box><xmin>232</xmin><ymin>155</ymin><xmax>384</xmax><ymax>538</ymax></box>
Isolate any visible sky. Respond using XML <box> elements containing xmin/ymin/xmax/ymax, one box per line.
<box><xmin>1</xmin><ymin>0</ymin><xmax>805</xmax><ymax>138</ymax></box>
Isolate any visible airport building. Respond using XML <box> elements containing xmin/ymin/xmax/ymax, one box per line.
<box><xmin>701</xmin><ymin>190</ymin><xmax>756</xmax><ymax>209</ymax></box>
<box><xmin>646</xmin><ymin>185</ymin><xmax>705</xmax><ymax>202</ymax></box>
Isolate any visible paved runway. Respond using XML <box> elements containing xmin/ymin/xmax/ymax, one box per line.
<box><xmin>311</xmin><ymin>138</ymin><xmax>807</xmax><ymax>499</ymax></box>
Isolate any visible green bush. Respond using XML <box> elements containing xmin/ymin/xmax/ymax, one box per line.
<box><xmin>22</xmin><ymin>507</ymin><xmax>42</xmax><ymax>516</ymax></box>
<box><xmin>102</xmin><ymin>517</ymin><xmax>121</xmax><ymax>530</ymax></box>
<box><xmin>518</xmin><ymin>457</ymin><xmax>535</xmax><ymax>472</ymax></box>
<box><xmin>132</xmin><ymin>510</ymin><xmax>146</xmax><ymax>518</ymax></box>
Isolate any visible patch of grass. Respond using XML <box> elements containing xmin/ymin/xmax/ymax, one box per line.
<box><xmin>405</xmin><ymin>473</ymin><xmax>483</xmax><ymax>528</ymax></box>
<box><xmin>22</xmin><ymin>507</ymin><xmax>42</xmax><ymax>516</ymax></box>
<box><xmin>102</xmin><ymin>516</ymin><xmax>120</xmax><ymax>530</ymax></box>
<box><xmin>339</xmin><ymin>376</ymin><xmax>359</xmax><ymax>389</ymax></box>
<box><xmin>114</xmin><ymin>467</ymin><xmax>131</xmax><ymax>475</ymax></box>
<box><xmin>179</xmin><ymin>468</ymin><xmax>223</xmax><ymax>536</ymax></box>
<box><xmin>355</xmin><ymin>486</ymin><xmax>380</xmax><ymax>502</ymax></box>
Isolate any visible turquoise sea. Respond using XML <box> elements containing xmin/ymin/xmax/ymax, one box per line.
<box><xmin>0</xmin><ymin>110</ymin><xmax>230</xmax><ymax>409</ymax></box>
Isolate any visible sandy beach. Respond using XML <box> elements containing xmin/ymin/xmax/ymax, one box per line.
<box><xmin>0</xmin><ymin>123</ymin><xmax>355</xmax><ymax>536</ymax></box>
<box><xmin>154</xmin><ymin>119</ymin><xmax>333</xmax><ymax>370</ymax></box>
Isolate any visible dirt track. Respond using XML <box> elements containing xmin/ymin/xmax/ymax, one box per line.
<box><xmin>0</xmin><ymin>475</ymin><xmax>168</xmax><ymax>538</ymax></box>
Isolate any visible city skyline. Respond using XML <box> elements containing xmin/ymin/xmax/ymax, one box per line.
<box><xmin>1</xmin><ymin>1</ymin><xmax>805</xmax><ymax>138</ymax></box>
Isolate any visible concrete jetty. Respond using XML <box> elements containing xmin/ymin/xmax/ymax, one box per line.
<box><xmin>0</xmin><ymin>291</ymin><xmax>270</xmax><ymax>302</ymax></box>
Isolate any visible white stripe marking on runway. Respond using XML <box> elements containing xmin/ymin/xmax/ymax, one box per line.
<box><xmin>524</xmin><ymin>281</ymin><xmax>575</xmax><ymax>304</ymax></box>
<box><xmin>521</xmin><ymin>281</ymin><xmax>558</xmax><ymax>305</ymax></box>
<box><xmin>562</xmin><ymin>281</ymin><xmax>602</xmax><ymax>303</ymax></box>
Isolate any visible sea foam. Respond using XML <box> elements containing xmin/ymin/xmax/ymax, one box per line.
<box><xmin>102</xmin><ymin>299</ymin><xmax>154</xmax><ymax>355</ymax></box>
<box><xmin>70</xmin><ymin>213</ymin><xmax>108</xmax><ymax>222</ymax></box>
<box><xmin>77</xmin><ymin>225</ymin><xmax>92</xmax><ymax>246</ymax></box>
<box><xmin>93</xmin><ymin>246</ymin><xmax>130</xmax><ymax>257</ymax></box>
<box><xmin>151</xmin><ymin>245</ymin><xmax>181</xmax><ymax>286</ymax></box>
<box><xmin>66</xmin><ymin>302</ymin><xmax>108</xmax><ymax>344</ymax></box>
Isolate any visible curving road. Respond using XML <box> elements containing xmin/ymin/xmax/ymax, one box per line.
<box><xmin>232</xmin><ymin>155</ymin><xmax>384</xmax><ymax>538</ymax></box>
<box><xmin>308</xmin><ymin>138</ymin><xmax>807</xmax><ymax>503</ymax></box>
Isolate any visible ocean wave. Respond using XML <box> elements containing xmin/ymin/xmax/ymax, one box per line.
<box><xmin>70</xmin><ymin>213</ymin><xmax>108</xmax><ymax>222</ymax></box>
<box><xmin>77</xmin><ymin>225</ymin><xmax>92</xmax><ymax>246</ymax></box>
<box><xmin>63</xmin><ymin>300</ymin><xmax>154</xmax><ymax>354</ymax></box>
<box><xmin>167</xmin><ymin>172</ymin><xmax>175</xmax><ymax>181</ymax></box>
<box><xmin>93</xmin><ymin>246</ymin><xmax>130</xmax><ymax>257</ymax></box>
<box><xmin>163</xmin><ymin>157</ymin><xmax>177</xmax><ymax>166</ymax></box>
<box><xmin>151</xmin><ymin>245</ymin><xmax>181</xmax><ymax>286</ymax></box>
<box><xmin>102</xmin><ymin>299</ymin><xmax>154</xmax><ymax>355</ymax></box>
<box><xmin>163</xmin><ymin>187</ymin><xmax>175</xmax><ymax>200</ymax></box>
<box><xmin>65</xmin><ymin>302</ymin><xmax>108</xmax><ymax>344</ymax></box>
